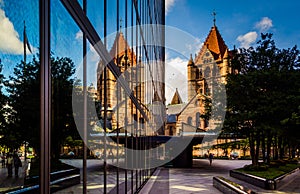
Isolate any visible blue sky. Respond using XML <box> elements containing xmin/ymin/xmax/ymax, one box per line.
<box><xmin>166</xmin><ymin>0</ymin><xmax>300</xmax><ymax>50</ymax></box>
<box><xmin>164</xmin><ymin>0</ymin><xmax>300</xmax><ymax>103</ymax></box>
<box><xmin>0</xmin><ymin>0</ymin><xmax>299</xmax><ymax>102</ymax></box>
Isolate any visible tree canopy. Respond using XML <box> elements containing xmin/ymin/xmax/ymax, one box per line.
<box><xmin>2</xmin><ymin>54</ymin><xmax>79</xmax><ymax>158</ymax></box>
<box><xmin>225</xmin><ymin>33</ymin><xmax>300</xmax><ymax>165</ymax></box>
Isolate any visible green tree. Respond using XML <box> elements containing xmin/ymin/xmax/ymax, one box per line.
<box><xmin>51</xmin><ymin>56</ymin><xmax>82</xmax><ymax>159</ymax></box>
<box><xmin>5</xmin><ymin>59</ymin><xmax>40</xmax><ymax>151</ymax></box>
<box><xmin>5</xmin><ymin>55</ymin><xmax>79</xmax><ymax>158</ymax></box>
<box><xmin>0</xmin><ymin>60</ymin><xmax>9</xmax><ymax>148</ymax></box>
<box><xmin>226</xmin><ymin>33</ymin><xmax>300</xmax><ymax>165</ymax></box>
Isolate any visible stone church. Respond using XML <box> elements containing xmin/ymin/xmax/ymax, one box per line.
<box><xmin>97</xmin><ymin>32</ymin><xmax>146</xmax><ymax>132</ymax></box>
<box><xmin>166</xmin><ymin>22</ymin><xmax>232</xmax><ymax>136</ymax></box>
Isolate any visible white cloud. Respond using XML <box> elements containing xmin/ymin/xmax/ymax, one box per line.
<box><xmin>237</xmin><ymin>31</ymin><xmax>258</xmax><ymax>48</ymax></box>
<box><xmin>255</xmin><ymin>17</ymin><xmax>273</xmax><ymax>32</ymax></box>
<box><xmin>165</xmin><ymin>54</ymin><xmax>188</xmax><ymax>104</ymax></box>
<box><xmin>165</xmin><ymin>0</ymin><xmax>176</xmax><ymax>15</ymax></box>
<box><xmin>0</xmin><ymin>8</ymin><xmax>28</xmax><ymax>54</ymax></box>
<box><xmin>185</xmin><ymin>37</ymin><xmax>202</xmax><ymax>55</ymax></box>
<box><xmin>75</xmin><ymin>30</ymin><xmax>83</xmax><ymax>40</ymax></box>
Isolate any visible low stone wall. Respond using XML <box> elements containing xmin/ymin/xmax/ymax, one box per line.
<box><xmin>230</xmin><ymin>168</ymin><xmax>299</xmax><ymax>190</ymax></box>
<box><xmin>274</xmin><ymin>168</ymin><xmax>299</xmax><ymax>189</ymax></box>
<box><xmin>213</xmin><ymin>176</ymin><xmax>248</xmax><ymax>194</ymax></box>
<box><xmin>230</xmin><ymin>170</ymin><xmax>268</xmax><ymax>189</ymax></box>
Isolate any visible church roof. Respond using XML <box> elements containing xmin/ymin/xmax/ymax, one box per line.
<box><xmin>166</xmin><ymin>104</ymin><xmax>186</xmax><ymax>115</ymax></box>
<box><xmin>109</xmin><ymin>32</ymin><xmax>136</xmax><ymax>63</ymax></box>
<box><xmin>170</xmin><ymin>88</ymin><xmax>183</xmax><ymax>105</ymax></box>
<box><xmin>195</xmin><ymin>25</ymin><xmax>229</xmax><ymax>62</ymax></box>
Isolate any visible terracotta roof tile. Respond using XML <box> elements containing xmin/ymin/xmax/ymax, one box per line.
<box><xmin>195</xmin><ymin>26</ymin><xmax>229</xmax><ymax>63</ymax></box>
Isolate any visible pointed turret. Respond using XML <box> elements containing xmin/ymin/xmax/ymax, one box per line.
<box><xmin>187</xmin><ymin>54</ymin><xmax>194</xmax><ymax>66</ymax></box>
<box><xmin>187</xmin><ymin>54</ymin><xmax>197</xmax><ymax>101</ymax></box>
<box><xmin>170</xmin><ymin>88</ymin><xmax>183</xmax><ymax>105</ymax></box>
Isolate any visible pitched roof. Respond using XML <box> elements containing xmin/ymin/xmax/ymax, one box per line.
<box><xmin>166</xmin><ymin>104</ymin><xmax>186</xmax><ymax>115</ymax></box>
<box><xmin>195</xmin><ymin>26</ymin><xmax>229</xmax><ymax>62</ymax></box>
<box><xmin>170</xmin><ymin>88</ymin><xmax>183</xmax><ymax>105</ymax></box>
<box><xmin>109</xmin><ymin>32</ymin><xmax>136</xmax><ymax>63</ymax></box>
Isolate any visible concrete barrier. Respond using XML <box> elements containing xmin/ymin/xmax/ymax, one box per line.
<box><xmin>213</xmin><ymin>176</ymin><xmax>248</xmax><ymax>194</ymax></box>
<box><xmin>230</xmin><ymin>167</ymin><xmax>299</xmax><ymax>190</ymax></box>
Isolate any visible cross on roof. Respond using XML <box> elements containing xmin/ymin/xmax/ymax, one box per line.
<box><xmin>212</xmin><ymin>10</ymin><xmax>217</xmax><ymax>26</ymax></box>
<box><xmin>120</xmin><ymin>18</ymin><xmax>123</xmax><ymax>32</ymax></box>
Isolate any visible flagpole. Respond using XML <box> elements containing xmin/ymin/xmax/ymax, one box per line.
<box><xmin>23</xmin><ymin>20</ymin><xmax>27</xmax><ymax>163</ymax></box>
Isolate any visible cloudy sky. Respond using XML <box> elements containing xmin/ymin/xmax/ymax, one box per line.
<box><xmin>164</xmin><ymin>0</ymin><xmax>300</xmax><ymax>103</ymax></box>
<box><xmin>0</xmin><ymin>0</ymin><xmax>299</xmax><ymax>103</ymax></box>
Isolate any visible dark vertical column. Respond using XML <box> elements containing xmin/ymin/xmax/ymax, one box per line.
<box><xmin>39</xmin><ymin>0</ymin><xmax>51</xmax><ymax>193</ymax></box>
<box><xmin>116</xmin><ymin>0</ymin><xmax>120</xmax><ymax>193</ymax></box>
<box><xmin>130</xmin><ymin>1</ymin><xmax>134</xmax><ymax>192</ymax></box>
<box><xmin>82</xmin><ymin>0</ymin><xmax>87</xmax><ymax>193</ymax></box>
<box><xmin>172</xmin><ymin>142</ymin><xmax>193</xmax><ymax>168</ymax></box>
<box><xmin>124</xmin><ymin>0</ymin><xmax>128</xmax><ymax>192</ymax></box>
<box><xmin>103</xmin><ymin>0</ymin><xmax>108</xmax><ymax>193</ymax></box>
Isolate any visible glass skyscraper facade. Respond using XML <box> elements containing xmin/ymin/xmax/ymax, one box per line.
<box><xmin>0</xmin><ymin>0</ymin><xmax>165</xmax><ymax>193</ymax></box>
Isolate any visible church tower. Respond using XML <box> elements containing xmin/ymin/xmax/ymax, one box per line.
<box><xmin>187</xmin><ymin>18</ymin><xmax>231</xmax><ymax>99</ymax></box>
<box><xmin>187</xmin><ymin>54</ymin><xmax>199</xmax><ymax>101</ymax></box>
<box><xmin>97</xmin><ymin>32</ymin><xmax>145</xmax><ymax>130</ymax></box>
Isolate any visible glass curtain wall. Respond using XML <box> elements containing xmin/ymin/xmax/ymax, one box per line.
<box><xmin>0</xmin><ymin>1</ymin><xmax>40</xmax><ymax>192</ymax></box>
<box><xmin>0</xmin><ymin>0</ymin><xmax>164</xmax><ymax>193</ymax></box>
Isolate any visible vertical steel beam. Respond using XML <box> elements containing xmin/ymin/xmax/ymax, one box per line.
<box><xmin>103</xmin><ymin>0</ymin><xmax>107</xmax><ymax>193</ymax></box>
<box><xmin>40</xmin><ymin>0</ymin><xmax>51</xmax><ymax>193</ymax></box>
<box><xmin>83</xmin><ymin>0</ymin><xmax>87</xmax><ymax>193</ymax></box>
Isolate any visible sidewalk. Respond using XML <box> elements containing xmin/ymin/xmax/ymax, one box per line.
<box><xmin>141</xmin><ymin>159</ymin><xmax>300</xmax><ymax>194</ymax></box>
<box><xmin>140</xmin><ymin>159</ymin><xmax>250</xmax><ymax>194</ymax></box>
<box><xmin>0</xmin><ymin>160</ymin><xmax>28</xmax><ymax>193</ymax></box>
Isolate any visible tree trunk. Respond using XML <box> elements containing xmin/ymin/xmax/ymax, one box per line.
<box><xmin>266</xmin><ymin>131</ymin><xmax>271</xmax><ymax>164</ymax></box>
<box><xmin>274</xmin><ymin>135</ymin><xmax>278</xmax><ymax>160</ymax></box>
<box><xmin>255</xmin><ymin>131</ymin><xmax>260</xmax><ymax>164</ymax></box>
<box><xmin>278</xmin><ymin>136</ymin><xmax>284</xmax><ymax>159</ymax></box>
<box><xmin>288</xmin><ymin>143</ymin><xmax>291</xmax><ymax>158</ymax></box>
<box><xmin>249</xmin><ymin>132</ymin><xmax>258</xmax><ymax>165</ymax></box>
<box><xmin>261</xmin><ymin>132</ymin><xmax>266</xmax><ymax>163</ymax></box>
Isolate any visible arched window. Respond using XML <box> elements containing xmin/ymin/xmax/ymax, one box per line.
<box><xmin>187</xmin><ymin>117</ymin><xmax>192</xmax><ymax>125</ymax></box>
<box><xmin>204</xmin><ymin>67</ymin><xmax>211</xmax><ymax>78</ymax></box>
<box><xmin>196</xmin><ymin>112</ymin><xmax>200</xmax><ymax>128</ymax></box>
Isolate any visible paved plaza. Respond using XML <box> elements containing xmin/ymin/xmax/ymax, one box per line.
<box><xmin>141</xmin><ymin>159</ymin><xmax>300</xmax><ymax>194</ymax></box>
<box><xmin>0</xmin><ymin>159</ymin><xmax>300</xmax><ymax>193</ymax></box>
<box><xmin>0</xmin><ymin>159</ymin><xmax>28</xmax><ymax>193</ymax></box>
